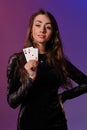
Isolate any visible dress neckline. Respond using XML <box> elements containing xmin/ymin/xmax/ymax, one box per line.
<box><xmin>38</xmin><ymin>53</ymin><xmax>46</xmax><ymax>63</ymax></box>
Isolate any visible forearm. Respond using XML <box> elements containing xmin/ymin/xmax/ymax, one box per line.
<box><xmin>65</xmin><ymin>59</ymin><xmax>87</xmax><ymax>84</ymax></box>
<box><xmin>60</xmin><ymin>84</ymin><xmax>87</xmax><ymax>103</ymax></box>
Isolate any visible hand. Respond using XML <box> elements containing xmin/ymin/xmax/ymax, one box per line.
<box><xmin>24</xmin><ymin>60</ymin><xmax>38</xmax><ymax>80</ymax></box>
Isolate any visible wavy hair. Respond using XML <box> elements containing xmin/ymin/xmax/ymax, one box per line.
<box><xmin>20</xmin><ymin>9</ymin><xmax>72</xmax><ymax>88</ymax></box>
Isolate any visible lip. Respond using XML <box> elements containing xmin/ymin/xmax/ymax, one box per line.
<box><xmin>38</xmin><ymin>35</ymin><xmax>45</xmax><ymax>39</ymax></box>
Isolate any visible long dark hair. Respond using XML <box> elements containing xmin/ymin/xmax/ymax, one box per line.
<box><xmin>19</xmin><ymin>9</ymin><xmax>72</xmax><ymax>88</ymax></box>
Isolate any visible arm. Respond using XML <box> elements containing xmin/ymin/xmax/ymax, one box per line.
<box><xmin>65</xmin><ymin>59</ymin><xmax>87</xmax><ymax>84</ymax></box>
<box><xmin>58</xmin><ymin>59</ymin><xmax>87</xmax><ymax>103</ymax></box>
<box><xmin>59</xmin><ymin>84</ymin><xmax>87</xmax><ymax>103</ymax></box>
<box><xmin>7</xmin><ymin>53</ymin><xmax>33</xmax><ymax>109</ymax></box>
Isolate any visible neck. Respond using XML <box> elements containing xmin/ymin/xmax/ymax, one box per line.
<box><xmin>35</xmin><ymin>43</ymin><xmax>46</xmax><ymax>54</ymax></box>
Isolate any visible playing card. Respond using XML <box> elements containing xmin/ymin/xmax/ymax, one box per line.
<box><xmin>23</xmin><ymin>47</ymin><xmax>33</xmax><ymax>62</ymax></box>
<box><xmin>30</xmin><ymin>48</ymin><xmax>38</xmax><ymax>61</ymax></box>
<box><xmin>23</xmin><ymin>47</ymin><xmax>38</xmax><ymax>62</ymax></box>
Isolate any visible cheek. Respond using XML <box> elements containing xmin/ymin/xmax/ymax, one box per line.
<box><xmin>47</xmin><ymin>32</ymin><xmax>53</xmax><ymax>39</ymax></box>
<box><xmin>32</xmin><ymin>28</ymin><xmax>36</xmax><ymax>38</ymax></box>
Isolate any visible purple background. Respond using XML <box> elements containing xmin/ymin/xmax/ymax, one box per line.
<box><xmin>0</xmin><ymin>0</ymin><xmax>87</xmax><ymax>130</ymax></box>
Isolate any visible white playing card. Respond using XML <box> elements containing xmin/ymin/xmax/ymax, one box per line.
<box><xmin>30</xmin><ymin>48</ymin><xmax>38</xmax><ymax>61</ymax></box>
<box><xmin>23</xmin><ymin>47</ymin><xmax>33</xmax><ymax>62</ymax></box>
<box><xmin>23</xmin><ymin>47</ymin><xmax>38</xmax><ymax>62</ymax></box>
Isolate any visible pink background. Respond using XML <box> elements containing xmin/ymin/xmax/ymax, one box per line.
<box><xmin>0</xmin><ymin>0</ymin><xmax>87</xmax><ymax>130</ymax></box>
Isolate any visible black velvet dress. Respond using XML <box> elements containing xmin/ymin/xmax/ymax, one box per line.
<box><xmin>7</xmin><ymin>53</ymin><xmax>87</xmax><ymax>130</ymax></box>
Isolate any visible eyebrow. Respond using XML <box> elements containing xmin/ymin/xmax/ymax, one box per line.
<box><xmin>35</xmin><ymin>20</ymin><xmax>52</xmax><ymax>25</ymax></box>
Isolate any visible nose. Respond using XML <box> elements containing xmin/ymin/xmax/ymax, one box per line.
<box><xmin>40</xmin><ymin>25</ymin><xmax>46</xmax><ymax>33</ymax></box>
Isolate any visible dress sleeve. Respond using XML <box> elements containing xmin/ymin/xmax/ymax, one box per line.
<box><xmin>7</xmin><ymin>53</ymin><xmax>33</xmax><ymax>109</ymax></box>
<box><xmin>65</xmin><ymin>59</ymin><xmax>87</xmax><ymax>84</ymax></box>
<box><xmin>59</xmin><ymin>84</ymin><xmax>87</xmax><ymax>103</ymax></box>
<box><xmin>59</xmin><ymin>59</ymin><xmax>87</xmax><ymax>103</ymax></box>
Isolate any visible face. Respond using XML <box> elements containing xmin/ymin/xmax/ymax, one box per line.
<box><xmin>32</xmin><ymin>14</ymin><xmax>53</xmax><ymax>46</ymax></box>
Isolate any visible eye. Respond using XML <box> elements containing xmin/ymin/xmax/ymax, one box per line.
<box><xmin>35</xmin><ymin>24</ymin><xmax>41</xmax><ymax>27</ymax></box>
<box><xmin>46</xmin><ymin>26</ymin><xmax>52</xmax><ymax>30</ymax></box>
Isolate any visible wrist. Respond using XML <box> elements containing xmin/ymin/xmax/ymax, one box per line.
<box><xmin>26</xmin><ymin>69</ymin><xmax>36</xmax><ymax>80</ymax></box>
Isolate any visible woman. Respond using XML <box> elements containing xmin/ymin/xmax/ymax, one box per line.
<box><xmin>7</xmin><ymin>9</ymin><xmax>87</xmax><ymax>130</ymax></box>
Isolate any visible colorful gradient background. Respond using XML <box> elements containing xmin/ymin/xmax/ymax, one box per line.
<box><xmin>0</xmin><ymin>0</ymin><xmax>87</xmax><ymax>130</ymax></box>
